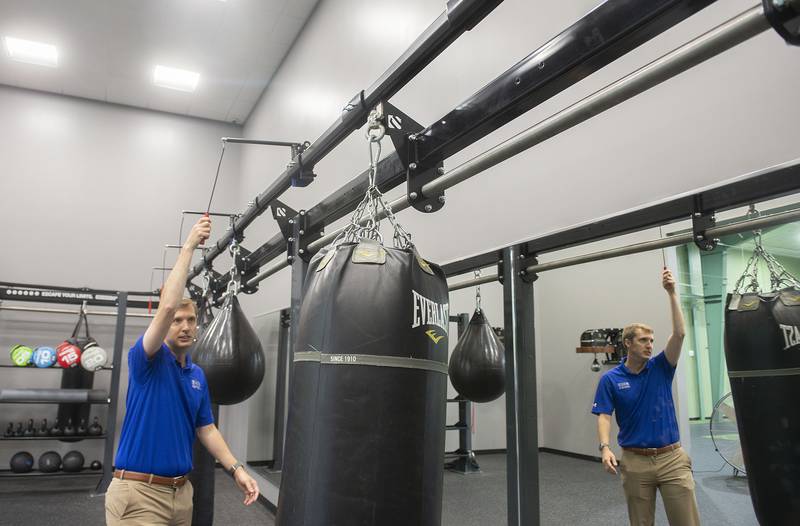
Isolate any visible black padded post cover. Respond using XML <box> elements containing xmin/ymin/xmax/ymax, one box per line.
<box><xmin>724</xmin><ymin>288</ymin><xmax>800</xmax><ymax>525</ymax></box>
<box><xmin>190</xmin><ymin>405</ymin><xmax>219</xmax><ymax>526</ymax></box>
<box><xmin>448</xmin><ymin>308</ymin><xmax>505</xmax><ymax>403</ymax></box>
<box><xmin>193</xmin><ymin>294</ymin><xmax>265</xmax><ymax>405</ymax></box>
<box><xmin>276</xmin><ymin>242</ymin><xmax>449</xmax><ymax>526</ymax></box>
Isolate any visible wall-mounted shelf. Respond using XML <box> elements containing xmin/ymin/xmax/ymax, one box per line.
<box><xmin>0</xmin><ymin>364</ymin><xmax>112</xmax><ymax>370</ymax></box>
<box><xmin>0</xmin><ymin>388</ymin><xmax>110</xmax><ymax>404</ymax></box>
<box><xmin>1</xmin><ymin>435</ymin><xmax>107</xmax><ymax>441</ymax></box>
<box><xmin>0</xmin><ymin>469</ymin><xmax>103</xmax><ymax>478</ymax></box>
<box><xmin>575</xmin><ymin>346</ymin><xmax>615</xmax><ymax>354</ymax></box>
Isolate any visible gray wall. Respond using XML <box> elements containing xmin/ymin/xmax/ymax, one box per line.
<box><xmin>0</xmin><ymin>84</ymin><xmax>242</xmax><ymax>292</ymax></box>
<box><xmin>230</xmin><ymin>0</ymin><xmax>800</xmax><ymax>462</ymax></box>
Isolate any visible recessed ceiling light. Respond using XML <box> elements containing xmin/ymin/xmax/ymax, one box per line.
<box><xmin>4</xmin><ymin>36</ymin><xmax>58</xmax><ymax>67</ymax></box>
<box><xmin>153</xmin><ymin>65</ymin><xmax>200</xmax><ymax>92</ymax></box>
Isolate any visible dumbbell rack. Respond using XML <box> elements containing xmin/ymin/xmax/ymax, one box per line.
<box><xmin>0</xmin><ymin>281</ymin><xmax>154</xmax><ymax>493</ymax></box>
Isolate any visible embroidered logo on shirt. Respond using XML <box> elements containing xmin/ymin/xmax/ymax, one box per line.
<box><xmin>617</xmin><ymin>381</ymin><xmax>631</xmax><ymax>390</ymax></box>
<box><xmin>592</xmin><ymin>403</ymin><xmax>598</xmax><ymax>408</ymax></box>
<box><xmin>191</xmin><ymin>379</ymin><xmax>202</xmax><ymax>391</ymax></box>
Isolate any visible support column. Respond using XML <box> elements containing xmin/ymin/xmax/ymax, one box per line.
<box><xmin>501</xmin><ymin>245</ymin><xmax>539</xmax><ymax>526</ymax></box>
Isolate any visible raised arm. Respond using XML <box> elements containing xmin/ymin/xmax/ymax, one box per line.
<box><xmin>142</xmin><ymin>216</ymin><xmax>211</xmax><ymax>355</ymax></box>
<box><xmin>662</xmin><ymin>268</ymin><xmax>686</xmax><ymax>367</ymax></box>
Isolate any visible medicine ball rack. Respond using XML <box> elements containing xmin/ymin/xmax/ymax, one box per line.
<box><xmin>0</xmin><ymin>283</ymin><xmax>154</xmax><ymax>493</ymax></box>
<box><xmin>172</xmin><ymin>1</ymin><xmax>799</xmax><ymax>524</ymax></box>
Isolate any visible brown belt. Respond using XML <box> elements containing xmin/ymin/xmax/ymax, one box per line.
<box><xmin>623</xmin><ymin>442</ymin><xmax>681</xmax><ymax>456</ymax></box>
<box><xmin>114</xmin><ymin>469</ymin><xmax>188</xmax><ymax>488</ymax></box>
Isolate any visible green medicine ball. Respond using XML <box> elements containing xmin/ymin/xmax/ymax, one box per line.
<box><xmin>10</xmin><ymin>345</ymin><xmax>34</xmax><ymax>367</ymax></box>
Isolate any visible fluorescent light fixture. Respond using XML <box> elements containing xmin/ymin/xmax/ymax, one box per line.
<box><xmin>4</xmin><ymin>36</ymin><xmax>58</xmax><ymax>67</ymax></box>
<box><xmin>153</xmin><ymin>65</ymin><xmax>200</xmax><ymax>92</ymax></box>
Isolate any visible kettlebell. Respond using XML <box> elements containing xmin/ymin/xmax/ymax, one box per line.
<box><xmin>49</xmin><ymin>418</ymin><xmax>63</xmax><ymax>437</ymax></box>
<box><xmin>63</xmin><ymin>418</ymin><xmax>75</xmax><ymax>437</ymax></box>
<box><xmin>87</xmin><ymin>417</ymin><xmax>103</xmax><ymax>436</ymax></box>
<box><xmin>14</xmin><ymin>422</ymin><xmax>23</xmax><ymax>437</ymax></box>
<box><xmin>4</xmin><ymin>422</ymin><xmax>13</xmax><ymax>438</ymax></box>
<box><xmin>90</xmin><ymin>460</ymin><xmax>102</xmax><ymax>471</ymax></box>
<box><xmin>35</xmin><ymin>418</ymin><xmax>48</xmax><ymax>437</ymax></box>
<box><xmin>23</xmin><ymin>419</ymin><xmax>35</xmax><ymax>437</ymax></box>
<box><xmin>76</xmin><ymin>418</ymin><xmax>87</xmax><ymax>436</ymax></box>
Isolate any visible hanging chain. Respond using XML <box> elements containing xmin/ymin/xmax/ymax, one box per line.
<box><xmin>227</xmin><ymin>240</ymin><xmax>242</xmax><ymax>297</ymax></box>
<box><xmin>201</xmin><ymin>262</ymin><xmax>212</xmax><ymax>301</ymax></box>
<box><xmin>733</xmin><ymin>230</ymin><xmax>800</xmax><ymax>293</ymax></box>
<box><xmin>330</xmin><ymin>105</ymin><xmax>413</xmax><ymax>250</ymax></box>
<box><xmin>474</xmin><ymin>269</ymin><xmax>482</xmax><ymax>311</ymax></box>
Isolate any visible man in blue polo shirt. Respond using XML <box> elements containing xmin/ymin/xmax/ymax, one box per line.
<box><xmin>592</xmin><ymin>268</ymin><xmax>700</xmax><ymax>526</ymax></box>
<box><xmin>106</xmin><ymin>216</ymin><xmax>259</xmax><ymax>525</ymax></box>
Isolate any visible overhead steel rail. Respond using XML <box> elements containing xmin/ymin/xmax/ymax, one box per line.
<box><xmin>186</xmin><ymin>0</ymin><xmax>504</xmax><ymax>282</ymax></box>
<box><xmin>244</xmin><ymin>0</ymin><xmax>797</xmax><ymax>288</ymax></box>
<box><xmin>201</xmin><ymin>0</ymin><xmax>755</xmax><ymax>294</ymax></box>
<box><xmin>448</xmin><ymin>198</ymin><xmax>800</xmax><ymax>291</ymax></box>
<box><xmin>307</xmin><ymin>1</ymin><xmax>776</xmax><ymax>252</ymax></box>
<box><xmin>441</xmin><ymin>156</ymin><xmax>800</xmax><ymax>279</ymax></box>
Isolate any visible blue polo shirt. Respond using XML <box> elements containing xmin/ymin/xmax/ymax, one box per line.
<box><xmin>114</xmin><ymin>336</ymin><xmax>214</xmax><ymax>476</ymax></box>
<box><xmin>591</xmin><ymin>351</ymin><xmax>679</xmax><ymax>448</ymax></box>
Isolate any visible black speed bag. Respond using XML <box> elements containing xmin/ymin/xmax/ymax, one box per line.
<box><xmin>448</xmin><ymin>308</ymin><xmax>505</xmax><ymax>403</ymax></box>
<box><xmin>724</xmin><ymin>288</ymin><xmax>800</xmax><ymax>526</ymax></box>
<box><xmin>193</xmin><ymin>294</ymin><xmax>265</xmax><ymax>405</ymax></box>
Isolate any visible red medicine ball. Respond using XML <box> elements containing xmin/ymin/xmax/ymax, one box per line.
<box><xmin>56</xmin><ymin>341</ymin><xmax>82</xmax><ymax>368</ymax></box>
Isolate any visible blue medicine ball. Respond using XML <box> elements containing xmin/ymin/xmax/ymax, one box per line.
<box><xmin>32</xmin><ymin>346</ymin><xmax>57</xmax><ymax>368</ymax></box>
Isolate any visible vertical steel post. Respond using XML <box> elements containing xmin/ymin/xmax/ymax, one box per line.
<box><xmin>501</xmin><ymin>246</ymin><xmax>539</xmax><ymax>526</ymax></box>
<box><xmin>283</xmin><ymin>217</ymin><xmax>308</xmax><ymax>466</ymax></box>
<box><xmin>271</xmin><ymin>308</ymin><xmax>291</xmax><ymax>470</ymax></box>
<box><xmin>96</xmin><ymin>291</ymin><xmax>127</xmax><ymax>494</ymax></box>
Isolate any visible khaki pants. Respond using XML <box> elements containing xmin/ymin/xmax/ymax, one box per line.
<box><xmin>620</xmin><ymin>447</ymin><xmax>701</xmax><ymax>526</ymax></box>
<box><xmin>105</xmin><ymin>477</ymin><xmax>194</xmax><ymax>525</ymax></box>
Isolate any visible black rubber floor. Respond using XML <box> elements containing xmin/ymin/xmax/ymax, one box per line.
<box><xmin>0</xmin><ymin>470</ymin><xmax>275</xmax><ymax>526</ymax></box>
<box><xmin>0</xmin><ymin>422</ymin><xmax>756</xmax><ymax>526</ymax></box>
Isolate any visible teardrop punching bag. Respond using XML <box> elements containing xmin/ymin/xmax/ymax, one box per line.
<box><xmin>193</xmin><ymin>293</ymin><xmax>265</xmax><ymax>405</ymax></box>
<box><xmin>276</xmin><ymin>241</ymin><xmax>449</xmax><ymax>526</ymax></box>
<box><xmin>449</xmin><ymin>309</ymin><xmax>505</xmax><ymax>403</ymax></box>
<box><xmin>724</xmin><ymin>242</ymin><xmax>800</xmax><ymax>525</ymax></box>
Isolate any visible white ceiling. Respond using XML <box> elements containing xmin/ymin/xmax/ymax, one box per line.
<box><xmin>0</xmin><ymin>0</ymin><xmax>319</xmax><ymax>123</ymax></box>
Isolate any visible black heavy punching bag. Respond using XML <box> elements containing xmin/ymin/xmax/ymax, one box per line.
<box><xmin>724</xmin><ymin>241</ymin><xmax>800</xmax><ymax>525</ymax></box>
<box><xmin>449</xmin><ymin>308</ymin><xmax>505</xmax><ymax>403</ymax></box>
<box><xmin>193</xmin><ymin>293</ymin><xmax>265</xmax><ymax>405</ymax></box>
<box><xmin>276</xmin><ymin>240</ymin><xmax>449</xmax><ymax>526</ymax></box>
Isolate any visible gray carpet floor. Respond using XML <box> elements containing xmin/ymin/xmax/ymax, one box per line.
<box><xmin>0</xmin><ymin>421</ymin><xmax>756</xmax><ymax>525</ymax></box>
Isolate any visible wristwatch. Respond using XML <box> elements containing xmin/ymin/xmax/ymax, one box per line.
<box><xmin>598</xmin><ymin>443</ymin><xmax>610</xmax><ymax>452</ymax></box>
<box><xmin>228</xmin><ymin>461</ymin><xmax>244</xmax><ymax>476</ymax></box>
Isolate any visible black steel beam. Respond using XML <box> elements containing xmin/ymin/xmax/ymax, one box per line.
<box><xmin>186</xmin><ymin>0</ymin><xmax>504</xmax><ymax>282</ymax></box>
<box><xmin>441</xmin><ymin>159</ymin><xmax>800</xmax><ymax>277</ymax></box>
<box><xmin>208</xmin><ymin>0</ymin><xmax>726</xmax><ymax>290</ymax></box>
<box><xmin>413</xmin><ymin>0</ymin><xmax>717</xmax><ymax>167</ymax></box>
